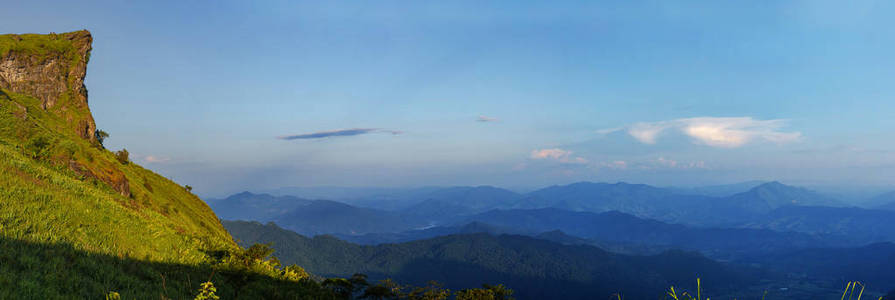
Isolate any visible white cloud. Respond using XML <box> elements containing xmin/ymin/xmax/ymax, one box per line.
<box><xmin>530</xmin><ymin>148</ymin><xmax>589</xmax><ymax>164</ymax></box>
<box><xmin>627</xmin><ymin>122</ymin><xmax>675</xmax><ymax>144</ymax></box>
<box><xmin>604</xmin><ymin>117</ymin><xmax>801</xmax><ymax>148</ymax></box>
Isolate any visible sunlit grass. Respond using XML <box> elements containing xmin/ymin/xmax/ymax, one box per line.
<box><xmin>1</xmin><ymin>88</ymin><xmax>234</xmax><ymax>263</ymax></box>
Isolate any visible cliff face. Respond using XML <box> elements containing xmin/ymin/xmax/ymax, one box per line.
<box><xmin>0</xmin><ymin>30</ymin><xmax>238</xmax><ymax>266</ymax></box>
<box><xmin>0</xmin><ymin>30</ymin><xmax>96</xmax><ymax>141</ymax></box>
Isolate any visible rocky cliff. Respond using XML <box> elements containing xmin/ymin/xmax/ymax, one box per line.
<box><xmin>0</xmin><ymin>30</ymin><xmax>96</xmax><ymax>141</ymax></box>
<box><xmin>0</xmin><ymin>30</ymin><xmax>237</xmax><ymax>268</ymax></box>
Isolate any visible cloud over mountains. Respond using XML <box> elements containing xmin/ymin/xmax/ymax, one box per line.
<box><xmin>602</xmin><ymin>117</ymin><xmax>801</xmax><ymax>148</ymax></box>
<box><xmin>530</xmin><ymin>148</ymin><xmax>589</xmax><ymax>164</ymax></box>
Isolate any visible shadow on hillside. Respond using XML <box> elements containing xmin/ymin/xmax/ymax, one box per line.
<box><xmin>385</xmin><ymin>258</ymin><xmax>624</xmax><ymax>300</ymax></box>
<box><xmin>0</xmin><ymin>236</ymin><xmax>331</xmax><ymax>299</ymax></box>
<box><xmin>319</xmin><ymin>252</ymin><xmax>761</xmax><ymax>300</ymax></box>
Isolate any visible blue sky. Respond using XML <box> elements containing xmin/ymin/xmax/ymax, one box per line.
<box><xmin>4</xmin><ymin>1</ymin><xmax>895</xmax><ymax>197</ymax></box>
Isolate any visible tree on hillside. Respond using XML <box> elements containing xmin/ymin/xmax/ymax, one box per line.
<box><xmin>323</xmin><ymin>278</ymin><xmax>355</xmax><ymax>299</ymax></box>
<box><xmin>361</xmin><ymin>279</ymin><xmax>402</xmax><ymax>300</ymax></box>
<box><xmin>455</xmin><ymin>289</ymin><xmax>495</xmax><ymax>300</ymax></box>
<box><xmin>454</xmin><ymin>284</ymin><xmax>515</xmax><ymax>300</ymax></box>
<box><xmin>115</xmin><ymin>149</ymin><xmax>129</xmax><ymax>164</ymax></box>
<box><xmin>482</xmin><ymin>284</ymin><xmax>514</xmax><ymax>300</ymax></box>
<box><xmin>406</xmin><ymin>281</ymin><xmax>450</xmax><ymax>300</ymax></box>
<box><xmin>94</xmin><ymin>129</ymin><xmax>109</xmax><ymax>147</ymax></box>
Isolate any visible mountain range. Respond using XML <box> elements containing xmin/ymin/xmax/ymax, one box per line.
<box><xmin>223</xmin><ymin>220</ymin><xmax>770</xmax><ymax>300</ymax></box>
<box><xmin>214</xmin><ymin>181</ymin><xmax>885</xmax><ymax>242</ymax></box>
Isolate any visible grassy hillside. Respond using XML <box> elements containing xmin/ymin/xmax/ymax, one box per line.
<box><xmin>0</xmin><ymin>31</ymin><xmax>341</xmax><ymax>298</ymax></box>
<box><xmin>0</xmin><ymin>87</ymin><xmax>233</xmax><ymax>264</ymax></box>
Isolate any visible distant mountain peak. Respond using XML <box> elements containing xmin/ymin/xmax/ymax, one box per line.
<box><xmin>730</xmin><ymin>181</ymin><xmax>840</xmax><ymax>212</ymax></box>
<box><xmin>743</xmin><ymin>181</ymin><xmax>803</xmax><ymax>196</ymax></box>
<box><xmin>753</xmin><ymin>181</ymin><xmax>787</xmax><ymax>189</ymax></box>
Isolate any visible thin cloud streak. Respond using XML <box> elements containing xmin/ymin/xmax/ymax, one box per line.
<box><xmin>476</xmin><ymin>115</ymin><xmax>500</xmax><ymax>122</ymax></box>
<box><xmin>278</xmin><ymin>128</ymin><xmax>402</xmax><ymax>140</ymax></box>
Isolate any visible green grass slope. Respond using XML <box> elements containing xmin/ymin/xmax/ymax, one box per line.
<box><xmin>1</xmin><ymin>88</ymin><xmax>233</xmax><ymax>264</ymax></box>
<box><xmin>0</xmin><ymin>31</ymin><xmax>340</xmax><ymax>298</ymax></box>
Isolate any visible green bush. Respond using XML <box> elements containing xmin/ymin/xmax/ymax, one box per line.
<box><xmin>194</xmin><ymin>281</ymin><xmax>220</xmax><ymax>300</ymax></box>
<box><xmin>115</xmin><ymin>149</ymin><xmax>129</xmax><ymax>164</ymax></box>
<box><xmin>25</xmin><ymin>135</ymin><xmax>51</xmax><ymax>159</ymax></box>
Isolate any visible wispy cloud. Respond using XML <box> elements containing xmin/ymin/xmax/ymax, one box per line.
<box><xmin>530</xmin><ymin>148</ymin><xmax>589</xmax><ymax>164</ymax></box>
<box><xmin>278</xmin><ymin>128</ymin><xmax>402</xmax><ymax>140</ymax></box>
<box><xmin>476</xmin><ymin>115</ymin><xmax>500</xmax><ymax>122</ymax></box>
<box><xmin>139</xmin><ymin>155</ymin><xmax>170</xmax><ymax>163</ymax></box>
<box><xmin>600</xmin><ymin>117</ymin><xmax>801</xmax><ymax>148</ymax></box>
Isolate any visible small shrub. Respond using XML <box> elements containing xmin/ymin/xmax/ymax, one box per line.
<box><xmin>115</xmin><ymin>149</ymin><xmax>129</xmax><ymax>164</ymax></box>
<box><xmin>194</xmin><ymin>281</ymin><xmax>220</xmax><ymax>300</ymax></box>
<box><xmin>26</xmin><ymin>135</ymin><xmax>51</xmax><ymax>159</ymax></box>
<box><xmin>57</xmin><ymin>140</ymin><xmax>77</xmax><ymax>160</ymax></box>
<box><xmin>282</xmin><ymin>264</ymin><xmax>310</xmax><ymax>282</ymax></box>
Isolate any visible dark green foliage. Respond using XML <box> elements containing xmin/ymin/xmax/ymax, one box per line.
<box><xmin>94</xmin><ymin>129</ymin><xmax>109</xmax><ymax>147</ymax></box>
<box><xmin>454</xmin><ymin>285</ymin><xmax>514</xmax><ymax>300</ymax></box>
<box><xmin>25</xmin><ymin>135</ymin><xmax>51</xmax><ymax>159</ymax></box>
<box><xmin>361</xmin><ymin>279</ymin><xmax>403</xmax><ymax>300</ymax></box>
<box><xmin>454</xmin><ymin>288</ymin><xmax>494</xmax><ymax>300</ymax></box>
<box><xmin>481</xmin><ymin>284</ymin><xmax>513</xmax><ymax>300</ymax></box>
<box><xmin>324</xmin><ymin>273</ymin><xmax>370</xmax><ymax>299</ymax></box>
<box><xmin>405</xmin><ymin>281</ymin><xmax>452</xmax><ymax>300</ymax></box>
